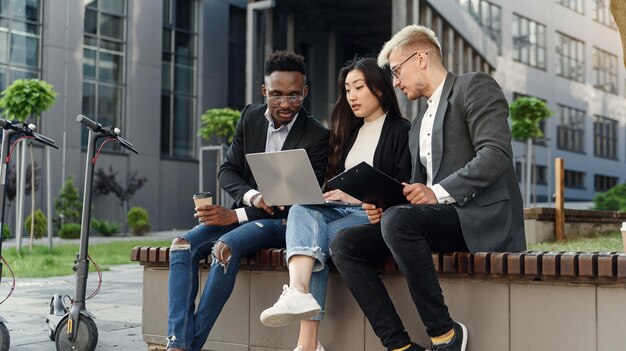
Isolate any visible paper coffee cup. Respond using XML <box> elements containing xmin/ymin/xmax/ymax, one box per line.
<box><xmin>621</xmin><ymin>222</ymin><xmax>626</xmax><ymax>252</ymax></box>
<box><xmin>193</xmin><ymin>192</ymin><xmax>213</xmax><ymax>208</ymax></box>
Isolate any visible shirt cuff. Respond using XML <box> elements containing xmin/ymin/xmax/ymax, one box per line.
<box><xmin>234</xmin><ymin>208</ymin><xmax>249</xmax><ymax>224</ymax></box>
<box><xmin>242</xmin><ymin>189</ymin><xmax>260</xmax><ymax>206</ymax></box>
<box><xmin>431</xmin><ymin>184</ymin><xmax>456</xmax><ymax>204</ymax></box>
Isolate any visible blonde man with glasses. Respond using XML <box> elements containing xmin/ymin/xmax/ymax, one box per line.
<box><xmin>331</xmin><ymin>25</ymin><xmax>525</xmax><ymax>351</ymax></box>
<box><xmin>166</xmin><ymin>51</ymin><xmax>329</xmax><ymax>351</ymax></box>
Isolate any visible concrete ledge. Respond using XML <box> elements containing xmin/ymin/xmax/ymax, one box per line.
<box><xmin>132</xmin><ymin>247</ymin><xmax>626</xmax><ymax>350</ymax></box>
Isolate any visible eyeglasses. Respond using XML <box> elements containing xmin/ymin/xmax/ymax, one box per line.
<box><xmin>266</xmin><ymin>95</ymin><xmax>305</xmax><ymax>106</ymax></box>
<box><xmin>390</xmin><ymin>51</ymin><xmax>419</xmax><ymax>79</ymax></box>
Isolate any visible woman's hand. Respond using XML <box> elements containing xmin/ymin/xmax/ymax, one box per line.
<box><xmin>323</xmin><ymin>189</ymin><xmax>361</xmax><ymax>205</ymax></box>
<box><xmin>362</xmin><ymin>203</ymin><xmax>383</xmax><ymax>224</ymax></box>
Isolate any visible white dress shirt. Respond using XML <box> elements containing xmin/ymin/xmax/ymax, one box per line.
<box><xmin>419</xmin><ymin>78</ymin><xmax>455</xmax><ymax>204</ymax></box>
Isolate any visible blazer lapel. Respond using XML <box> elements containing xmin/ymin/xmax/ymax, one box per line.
<box><xmin>410</xmin><ymin>103</ymin><xmax>427</xmax><ymax>183</ymax></box>
<box><xmin>281</xmin><ymin>108</ymin><xmax>309</xmax><ymax>150</ymax></box>
<box><xmin>431</xmin><ymin>72</ymin><xmax>456</xmax><ymax>182</ymax></box>
<box><xmin>252</xmin><ymin>104</ymin><xmax>269</xmax><ymax>152</ymax></box>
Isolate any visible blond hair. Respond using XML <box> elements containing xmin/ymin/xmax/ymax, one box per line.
<box><xmin>377</xmin><ymin>25</ymin><xmax>442</xmax><ymax>67</ymax></box>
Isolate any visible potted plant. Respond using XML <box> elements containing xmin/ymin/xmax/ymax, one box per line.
<box><xmin>199</xmin><ymin>107</ymin><xmax>240</xmax><ymax>145</ymax></box>
<box><xmin>0</xmin><ymin>78</ymin><xmax>57</xmax><ymax>250</ymax></box>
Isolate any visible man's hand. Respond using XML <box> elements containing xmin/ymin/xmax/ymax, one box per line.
<box><xmin>251</xmin><ymin>193</ymin><xmax>276</xmax><ymax>215</ymax></box>
<box><xmin>402</xmin><ymin>182</ymin><xmax>437</xmax><ymax>204</ymax></box>
<box><xmin>194</xmin><ymin>205</ymin><xmax>238</xmax><ymax>226</ymax></box>
<box><xmin>323</xmin><ymin>189</ymin><xmax>361</xmax><ymax>204</ymax></box>
<box><xmin>362</xmin><ymin>203</ymin><xmax>383</xmax><ymax>224</ymax></box>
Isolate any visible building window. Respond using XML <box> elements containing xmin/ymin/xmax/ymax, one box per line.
<box><xmin>457</xmin><ymin>0</ymin><xmax>502</xmax><ymax>53</ymax></box>
<box><xmin>556</xmin><ymin>32</ymin><xmax>585</xmax><ymax>83</ymax></box>
<box><xmin>535</xmin><ymin>165</ymin><xmax>548</xmax><ymax>185</ymax></box>
<box><xmin>594</xmin><ymin>174</ymin><xmax>618</xmax><ymax>192</ymax></box>
<box><xmin>161</xmin><ymin>0</ymin><xmax>198</xmax><ymax>158</ymax></box>
<box><xmin>512</xmin><ymin>14</ymin><xmax>546</xmax><ymax>70</ymax></box>
<box><xmin>82</xmin><ymin>0</ymin><xmax>126</xmax><ymax>145</ymax></box>
<box><xmin>0</xmin><ymin>0</ymin><xmax>42</xmax><ymax>92</ymax></box>
<box><xmin>228</xmin><ymin>5</ymin><xmax>246</xmax><ymax>110</ymax></box>
<box><xmin>592</xmin><ymin>0</ymin><xmax>617</xmax><ymax>28</ymax></box>
<box><xmin>593</xmin><ymin>115</ymin><xmax>618</xmax><ymax>159</ymax></box>
<box><xmin>592</xmin><ymin>47</ymin><xmax>618</xmax><ymax>94</ymax></box>
<box><xmin>557</xmin><ymin>0</ymin><xmax>584</xmax><ymax>14</ymax></box>
<box><xmin>564</xmin><ymin>169</ymin><xmax>585</xmax><ymax>189</ymax></box>
<box><xmin>556</xmin><ymin>104</ymin><xmax>585</xmax><ymax>153</ymax></box>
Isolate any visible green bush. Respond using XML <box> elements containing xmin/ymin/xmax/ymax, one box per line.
<box><xmin>91</xmin><ymin>219</ymin><xmax>120</xmax><ymax>237</ymax></box>
<box><xmin>25</xmin><ymin>209</ymin><xmax>47</xmax><ymax>239</ymax></box>
<box><xmin>127</xmin><ymin>207</ymin><xmax>151</xmax><ymax>236</ymax></box>
<box><xmin>130</xmin><ymin>219</ymin><xmax>151</xmax><ymax>236</ymax></box>
<box><xmin>593</xmin><ymin>183</ymin><xmax>626</xmax><ymax>211</ymax></box>
<box><xmin>59</xmin><ymin>223</ymin><xmax>81</xmax><ymax>239</ymax></box>
<box><xmin>2</xmin><ymin>226</ymin><xmax>10</xmax><ymax>240</ymax></box>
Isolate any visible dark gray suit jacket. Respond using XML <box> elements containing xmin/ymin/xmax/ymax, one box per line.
<box><xmin>409</xmin><ymin>72</ymin><xmax>526</xmax><ymax>253</ymax></box>
<box><xmin>218</xmin><ymin>104</ymin><xmax>330</xmax><ymax>220</ymax></box>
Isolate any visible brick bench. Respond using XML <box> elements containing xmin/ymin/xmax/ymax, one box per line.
<box><xmin>131</xmin><ymin>247</ymin><xmax>626</xmax><ymax>351</ymax></box>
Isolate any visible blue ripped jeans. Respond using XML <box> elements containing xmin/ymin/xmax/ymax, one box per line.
<box><xmin>285</xmin><ymin>204</ymin><xmax>368</xmax><ymax>320</ymax></box>
<box><xmin>167</xmin><ymin>219</ymin><xmax>286</xmax><ymax>351</ymax></box>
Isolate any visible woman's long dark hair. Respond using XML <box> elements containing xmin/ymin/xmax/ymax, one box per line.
<box><xmin>324</xmin><ymin>57</ymin><xmax>403</xmax><ymax>186</ymax></box>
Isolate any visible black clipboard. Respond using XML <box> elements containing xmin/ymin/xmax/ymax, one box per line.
<box><xmin>327</xmin><ymin>162</ymin><xmax>409</xmax><ymax>210</ymax></box>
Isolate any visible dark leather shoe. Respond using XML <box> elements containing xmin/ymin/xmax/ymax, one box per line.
<box><xmin>430</xmin><ymin>322</ymin><xmax>468</xmax><ymax>351</ymax></box>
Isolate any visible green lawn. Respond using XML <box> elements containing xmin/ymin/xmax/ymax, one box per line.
<box><xmin>1</xmin><ymin>240</ymin><xmax>171</xmax><ymax>278</ymax></box>
<box><xmin>527</xmin><ymin>231</ymin><xmax>623</xmax><ymax>252</ymax></box>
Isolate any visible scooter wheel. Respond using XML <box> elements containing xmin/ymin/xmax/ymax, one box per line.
<box><xmin>55</xmin><ymin>316</ymin><xmax>98</xmax><ymax>351</ymax></box>
<box><xmin>0</xmin><ymin>322</ymin><xmax>10</xmax><ymax>351</ymax></box>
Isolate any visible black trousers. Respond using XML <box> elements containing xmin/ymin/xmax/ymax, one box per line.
<box><xmin>330</xmin><ymin>204</ymin><xmax>468</xmax><ymax>351</ymax></box>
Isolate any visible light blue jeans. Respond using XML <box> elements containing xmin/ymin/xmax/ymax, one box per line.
<box><xmin>167</xmin><ymin>219</ymin><xmax>286</xmax><ymax>351</ymax></box>
<box><xmin>285</xmin><ymin>204</ymin><xmax>368</xmax><ymax>320</ymax></box>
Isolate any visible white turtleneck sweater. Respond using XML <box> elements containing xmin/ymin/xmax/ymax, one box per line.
<box><xmin>344</xmin><ymin>114</ymin><xmax>386</xmax><ymax>170</ymax></box>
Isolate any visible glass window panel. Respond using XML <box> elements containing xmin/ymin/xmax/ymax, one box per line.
<box><xmin>160</xmin><ymin>93</ymin><xmax>171</xmax><ymax>155</ymax></box>
<box><xmin>97</xmin><ymin>84</ymin><xmax>122</xmax><ymax>126</ymax></box>
<box><xmin>11</xmin><ymin>22</ymin><xmax>39</xmax><ymax>35</ymax></box>
<box><xmin>82</xmin><ymin>81</ymin><xmax>96</xmax><ymax>118</ymax></box>
<box><xmin>163</xmin><ymin>28</ymin><xmax>171</xmax><ymax>52</ymax></box>
<box><xmin>0</xmin><ymin>67</ymin><xmax>6</xmax><ymax>92</ymax></box>
<box><xmin>84</xmin><ymin>36</ymin><xmax>97</xmax><ymax>47</ymax></box>
<box><xmin>100</xmin><ymin>0</ymin><xmax>124</xmax><ymax>15</ymax></box>
<box><xmin>10</xmin><ymin>68</ymin><xmax>37</xmax><ymax>80</ymax></box>
<box><xmin>83</xmin><ymin>48</ymin><xmax>96</xmax><ymax>78</ymax></box>
<box><xmin>174</xmin><ymin>61</ymin><xmax>193</xmax><ymax>94</ymax></box>
<box><xmin>99</xmin><ymin>38</ymin><xmax>122</xmax><ymax>51</ymax></box>
<box><xmin>84</xmin><ymin>9</ymin><xmax>97</xmax><ymax>35</ymax></box>
<box><xmin>162</xmin><ymin>54</ymin><xmax>171</xmax><ymax>91</ymax></box>
<box><xmin>176</xmin><ymin>0</ymin><xmax>194</xmax><ymax>31</ymax></box>
<box><xmin>99</xmin><ymin>13</ymin><xmax>123</xmax><ymax>39</ymax></box>
<box><xmin>175</xmin><ymin>31</ymin><xmax>193</xmax><ymax>56</ymax></box>
<box><xmin>11</xmin><ymin>0</ymin><xmax>40</xmax><ymax>22</ymax></box>
<box><xmin>98</xmin><ymin>51</ymin><xmax>123</xmax><ymax>82</ymax></box>
<box><xmin>0</xmin><ymin>0</ymin><xmax>7</xmax><ymax>15</ymax></box>
<box><xmin>9</xmin><ymin>33</ymin><xmax>38</xmax><ymax>68</ymax></box>
<box><xmin>163</xmin><ymin>0</ymin><xmax>171</xmax><ymax>25</ymax></box>
<box><xmin>0</xmin><ymin>31</ymin><xmax>7</xmax><ymax>64</ymax></box>
<box><xmin>172</xmin><ymin>96</ymin><xmax>193</xmax><ymax>157</ymax></box>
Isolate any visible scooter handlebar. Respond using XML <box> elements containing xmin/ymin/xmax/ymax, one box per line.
<box><xmin>32</xmin><ymin>132</ymin><xmax>59</xmax><ymax>149</ymax></box>
<box><xmin>117</xmin><ymin>136</ymin><xmax>138</xmax><ymax>154</ymax></box>
<box><xmin>76</xmin><ymin>114</ymin><xmax>102</xmax><ymax>132</ymax></box>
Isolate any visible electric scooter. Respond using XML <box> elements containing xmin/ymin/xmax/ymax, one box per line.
<box><xmin>46</xmin><ymin>114</ymin><xmax>137</xmax><ymax>351</ymax></box>
<box><xmin>0</xmin><ymin>118</ymin><xmax>59</xmax><ymax>351</ymax></box>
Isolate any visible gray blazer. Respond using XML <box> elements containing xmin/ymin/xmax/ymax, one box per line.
<box><xmin>409</xmin><ymin>72</ymin><xmax>526</xmax><ymax>253</ymax></box>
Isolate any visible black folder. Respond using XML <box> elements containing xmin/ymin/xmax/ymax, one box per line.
<box><xmin>327</xmin><ymin>162</ymin><xmax>409</xmax><ymax>210</ymax></box>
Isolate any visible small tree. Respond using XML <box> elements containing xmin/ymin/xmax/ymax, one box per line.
<box><xmin>93</xmin><ymin>166</ymin><xmax>147</xmax><ymax>231</ymax></box>
<box><xmin>593</xmin><ymin>184</ymin><xmax>626</xmax><ymax>211</ymax></box>
<box><xmin>54</xmin><ymin>176</ymin><xmax>82</xmax><ymax>227</ymax></box>
<box><xmin>0</xmin><ymin>78</ymin><xmax>57</xmax><ymax>250</ymax></box>
<box><xmin>509</xmin><ymin>96</ymin><xmax>552</xmax><ymax>207</ymax></box>
<box><xmin>199</xmin><ymin>108</ymin><xmax>240</xmax><ymax>144</ymax></box>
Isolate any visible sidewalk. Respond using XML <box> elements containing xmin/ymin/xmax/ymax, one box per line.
<box><xmin>0</xmin><ymin>230</ymin><xmax>178</xmax><ymax>350</ymax></box>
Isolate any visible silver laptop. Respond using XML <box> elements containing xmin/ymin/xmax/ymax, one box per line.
<box><xmin>245</xmin><ymin>149</ymin><xmax>326</xmax><ymax>206</ymax></box>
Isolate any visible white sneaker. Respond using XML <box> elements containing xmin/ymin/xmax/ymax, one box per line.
<box><xmin>293</xmin><ymin>342</ymin><xmax>325</xmax><ymax>351</ymax></box>
<box><xmin>260</xmin><ymin>285</ymin><xmax>321</xmax><ymax>327</ymax></box>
